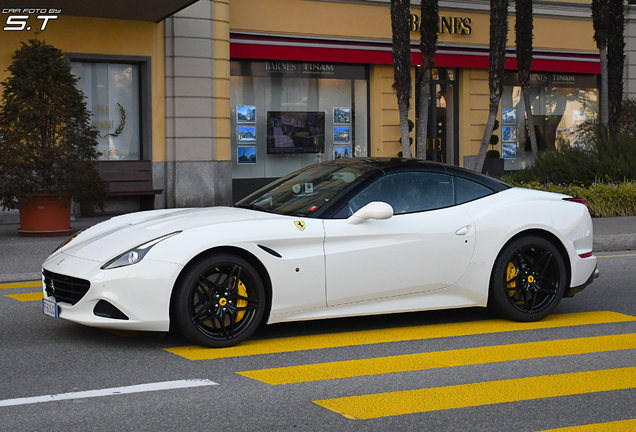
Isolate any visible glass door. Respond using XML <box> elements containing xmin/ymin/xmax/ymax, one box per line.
<box><xmin>417</xmin><ymin>68</ymin><xmax>459</xmax><ymax>165</ymax></box>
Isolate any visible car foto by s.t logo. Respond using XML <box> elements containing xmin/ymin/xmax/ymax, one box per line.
<box><xmin>3</xmin><ymin>8</ymin><xmax>61</xmax><ymax>31</ymax></box>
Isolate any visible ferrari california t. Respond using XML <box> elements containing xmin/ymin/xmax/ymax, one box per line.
<box><xmin>41</xmin><ymin>158</ymin><xmax>599</xmax><ymax>347</ymax></box>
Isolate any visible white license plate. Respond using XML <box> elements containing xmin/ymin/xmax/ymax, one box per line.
<box><xmin>42</xmin><ymin>298</ymin><xmax>58</xmax><ymax>318</ymax></box>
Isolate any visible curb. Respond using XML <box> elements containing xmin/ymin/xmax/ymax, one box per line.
<box><xmin>593</xmin><ymin>234</ymin><xmax>636</xmax><ymax>253</ymax></box>
<box><xmin>0</xmin><ymin>273</ymin><xmax>41</xmax><ymax>284</ymax></box>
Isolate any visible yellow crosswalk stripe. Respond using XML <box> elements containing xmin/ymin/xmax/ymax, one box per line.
<box><xmin>238</xmin><ymin>333</ymin><xmax>636</xmax><ymax>385</ymax></box>
<box><xmin>5</xmin><ymin>292</ymin><xmax>44</xmax><ymax>302</ymax></box>
<box><xmin>0</xmin><ymin>281</ymin><xmax>41</xmax><ymax>289</ymax></box>
<box><xmin>165</xmin><ymin>311</ymin><xmax>636</xmax><ymax>360</ymax></box>
<box><xmin>539</xmin><ymin>419</ymin><xmax>636</xmax><ymax>431</ymax></box>
<box><xmin>313</xmin><ymin>367</ymin><xmax>636</xmax><ymax>419</ymax></box>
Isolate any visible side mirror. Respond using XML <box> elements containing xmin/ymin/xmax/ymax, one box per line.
<box><xmin>346</xmin><ymin>201</ymin><xmax>394</xmax><ymax>225</ymax></box>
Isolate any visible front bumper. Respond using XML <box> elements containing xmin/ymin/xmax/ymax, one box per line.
<box><xmin>42</xmin><ymin>253</ymin><xmax>183</xmax><ymax>331</ymax></box>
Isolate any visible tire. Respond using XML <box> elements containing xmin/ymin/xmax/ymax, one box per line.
<box><xmin>172</xmin><ymin>253</ymin><xmax>266</xmax><ymax>348</ymax></box>
<box><xmin>488</xmin><ymin>235</ymin><xmax>567</xmax><ymax>322</ymax></box>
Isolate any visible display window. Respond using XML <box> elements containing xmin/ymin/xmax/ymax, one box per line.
<box><xmin>230</xmin><ymin>61</ymin><xmax>368</xmax><ymax>180</ymax></box>
<box><xmin>71</xmin><ymin>62</ymin><xmax>142</xmax><ymax>161</ymax></box>
<box><xmin>501</xmin><ymin>73</ymin><xmax>598</xmax><ymax>170</ymax></box>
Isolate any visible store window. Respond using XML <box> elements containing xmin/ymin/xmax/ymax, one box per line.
<box><xmin>230</xmin><ymin>61</ymin><xmax>368</xmax><ymax>199</ymax></box>
<box><xmin>69</xmin><ymin>55</ymin><xmax>151</xmax><ymax>161</ymax></box>
<box><xmin>501</xmin><ymin>73</ymin><xmax>598</xmax><ymax>170</ymax></box>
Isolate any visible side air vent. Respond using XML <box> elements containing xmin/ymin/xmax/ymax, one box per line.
<box><xmin>93</xmin><ymin>300</ymin><xmax>129</xmax><ymax>320</ymax></box>
<box><xmin>258</xmin><ymin>244</ymin><xmax>282</xmax><ymax>258</ymax></box>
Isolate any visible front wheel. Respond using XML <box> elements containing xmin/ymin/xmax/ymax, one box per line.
<box><xmin>172</xmin><ymin>254</ymin><xmax>265</xmax><ymax>347</ymax></box>
<box><xmin>489</xmin><ymin>235</ymin><xmax>567</xmax><ymax>322</ymax></box>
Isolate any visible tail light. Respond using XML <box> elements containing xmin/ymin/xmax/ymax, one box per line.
<box><xmin>563</xmin><ymin>197</ymin><xmax>588</xmax><ymax>207</ymax></box>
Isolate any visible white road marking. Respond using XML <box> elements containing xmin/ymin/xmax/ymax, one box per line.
<box><xmin>0</xmin><ymin>379</ymin><xmax>218</xmax><ymax>407</ymax></box>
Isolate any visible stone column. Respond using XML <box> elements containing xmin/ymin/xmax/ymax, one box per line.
<box><xmin>164</xmin><ymin>0</ymin><xmax>232</xmax><ymax>208</ymax></box>
<box><xmin>625</xmin><ymin>4</ymin><xmax>636</xmax><ymax>98</ymax></box>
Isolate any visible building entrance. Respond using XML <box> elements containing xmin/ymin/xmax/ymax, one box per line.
<box><xmin>417</xmin><ymin>68</ymin><xmax>459</xmax><ymax>165</ymax></box>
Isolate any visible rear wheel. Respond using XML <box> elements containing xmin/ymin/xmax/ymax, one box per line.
<box><xmin>173</xmin><ymin>254</ymin><xmax>265</xmax><ymax>347</ymax></box>
<box><xmin>489</xmin><ymin>235</ymin><xmax>567</xmax><ymax>322</ymax></box>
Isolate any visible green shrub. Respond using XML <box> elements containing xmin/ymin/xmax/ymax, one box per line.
<box><xmin>486</xmin><ymin>149</ymin><xmax>500</xmax><ymax>158</ymax></box>
<box><xmin>513</xmin><ymin>145</ymin><xmax>599</xmax><ymax>185</ymax></box>
<box><xmin>512</xmin><ymin>98</ymin><xmax>636</xmax><ymax>186</ymax></box>
<box><xmin>593</xmin><ymin>132</ymin><xmax>636</xmax><ymax>182</ymax></box>
<box><xmin>501</xmin><ymin>179</ymin><xmax>636</xmax><ymax>217</ymax></box>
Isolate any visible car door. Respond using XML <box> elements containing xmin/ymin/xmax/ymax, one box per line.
<box><xmin>323</xmin><ymin>171</ymin><xmax>476</xmax><ymax>306</ymax></box>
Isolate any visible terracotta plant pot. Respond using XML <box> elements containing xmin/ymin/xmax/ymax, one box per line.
<box><xmin>18</xmin><ymin>193</ymin><xmax>72</xmax><ymax>237</ymax></box>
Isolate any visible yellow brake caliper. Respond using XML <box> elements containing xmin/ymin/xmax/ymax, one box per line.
<box><xmin>234</xmin><ymin>278</ymin><xmax>248</xmax><ymax>322</ymax></box>
<box><xmin>506</xmin><ymin>262</ymin><xmax>517</xmax><ymax>295</ymax></box>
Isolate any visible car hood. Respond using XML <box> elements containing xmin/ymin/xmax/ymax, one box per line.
<box><xmin>55</xmin><ymin>207</ymin><xmax>285</xmax><ymax>263</ymax></box>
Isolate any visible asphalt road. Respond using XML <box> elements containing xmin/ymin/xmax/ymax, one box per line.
<box><xmin>1</xmin><ymin>251</ymin><xmax>635</xmax><ymax>432</ymax></box>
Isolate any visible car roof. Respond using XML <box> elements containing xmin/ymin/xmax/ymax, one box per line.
<box><xmin>318</xmin><ymin>157</ymin><xmax>511</xmax><ymax>192</ymax></box>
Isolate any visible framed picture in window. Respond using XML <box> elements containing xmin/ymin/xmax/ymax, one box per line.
<box><xmin>237</xmin><ymin>126</ymin><xmax>256</xmax><ymax>144</ymax></box>
<box><xmin>502</xmin><ymin>109</ymin><xmax>516</xmax><ymax>124</ymax></box>
<box><xmin>334</xmin><ymin>146</ymin><xmax>351</xmax><ymax>159</ymax></box>
<box><xmin>502</xmin><ymin>142</ymin><xmax>517</xmax><ymax>158</ymax></box>
<box><xmin>333</xmin><ymin>107</ymin><xmax>351</xmax><ymax>124</ymax></box>
<box><xmin>237</xmin><ymin>105</ymin><xmax>256</xmax><ymax>123</ymax></box>
<box><xmin>502</xmin><ymin>126</ymin><xmax>516</xmax><ymax>142</ymax></box>
<box><xmin>237</xmin><ymin>146</ymin><xmax>257</xmax><ymax>164</ymax></box>
<box><xmin>334</xmin><ymin>127</ymin><xmax>350</xmax><ymax>144</ymax></box>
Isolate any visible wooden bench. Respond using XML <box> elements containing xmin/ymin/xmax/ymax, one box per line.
<box><xmin>96</xmin><ymin>160</ymin><xmax>163</xmax><ymax>210</ymax></box>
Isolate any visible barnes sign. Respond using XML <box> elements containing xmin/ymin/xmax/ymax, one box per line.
<box><xmin>410</xmin><ymin>14</ymin><xmax>472</xmax><ymax>36</ymax></box>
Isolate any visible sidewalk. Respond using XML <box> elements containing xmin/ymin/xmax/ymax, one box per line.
<box><xmin>0</xmin><ymin>214</ymin><xmax>634</xmax><ymax>283</ymax></box>
<box><xmin>0</xmin><ymin>215</ymin><xmax>111</xmax><ymax>283</ymax></box>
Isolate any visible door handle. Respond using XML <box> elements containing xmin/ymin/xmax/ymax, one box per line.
<box><xmin>455</xmin><ymin>226</ymin><xmax>469</xmax><ymax>236</ymax></box>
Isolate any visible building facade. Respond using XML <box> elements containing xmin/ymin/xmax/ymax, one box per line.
<box><xmin>224</xmin><ymin>0</ymin><xmax>604</xmax><ymax>200</ymax></box>
<box><xmin>0</xmin><ymin>1</ymin><xmax>192</xmax><ymax>221</ymax></box>
<box><xmin>3</xmin><ymin>0</ymin><xmax>636</xmax><ymax>220</ymax></box>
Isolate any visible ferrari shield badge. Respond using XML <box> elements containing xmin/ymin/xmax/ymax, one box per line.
<box><xmin>294</xmin><ymin>221</ymin><xmax>306</xmax><ymax>231</ymax></box>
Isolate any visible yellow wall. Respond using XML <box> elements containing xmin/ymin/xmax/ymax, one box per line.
<box><xmin>459</xmin><ymin>69</ymin><xmax>503</xmax><ymax>166</ymax></box>
<box><xmin>214</xmin><ymin>0</ymin><xmax>232</xmax><ymax>161</ymax></box>
<box><xmin>370</xmin><ymin>64</ymin><xmax>416</xmax><ymax>157</ymax></box>
<box><xmin>230</xmin><ymin>0</ymin><xmax>597</xmax><ymax>51</ymax></box>
<box><xmin>231</xmin><ymin>0</ymin><xmax>598</xmax><ymax>164</ymax></box>
<box><xmin>0</xmin><ymin>16</ymin><xmax>166</xmax><ymax>162</ymax></box>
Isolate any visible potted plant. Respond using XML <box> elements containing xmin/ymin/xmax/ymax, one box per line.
<box><xmin>0</xmin><ymin>38</ymin><xmax>107</xmax><ymax>236</ymax></box>
<box><xmin>483</xmin><ymin>119</ymin><xmax>504</xmax><ymax>176</ymax></box>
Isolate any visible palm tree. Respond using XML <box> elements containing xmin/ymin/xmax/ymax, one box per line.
<box><xmin>592</xmin><ymin>0</ymin><xmax>610</xmax><ymax>128</ymax></box>
<box><xmin>474</xmin><ymin>0</ymin><xmax>509</xmax><ymax>173</ymax></box>
<box><xmin>515</xmin><ymin>0</ymin><xmax>538</xmax><ymax>158</ymax></box>
<box><xmin>416</xmin><ymin>0</ymin><xmax>438</xmax><ymax>159</ymax></box>
<box><xmin>607</xmin><ymin>0</ymin><xmax>625</xmax><ymax>137</ymax></box>
<box><xmin>391</xmin><ymin>0</ymin><xmax>413</xmax><ymax>158</ymax></box>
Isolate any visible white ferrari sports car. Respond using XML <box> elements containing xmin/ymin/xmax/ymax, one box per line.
<box><xmin>42</xmin><ymin>158</ymin><xmax>599</xmax><ymax>347</ymax></box>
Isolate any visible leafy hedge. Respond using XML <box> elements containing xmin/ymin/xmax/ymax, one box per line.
<box><xmin>504</xmin><ymin>99</ymin><xmax>636</xmax><ymax>217</ymax></box>
<box><xmin>501</xmin><ymin>179</ymin><xmax>636</xmax><ymax>217</ymax></box>
<box><xmin>512</xmin><ymin>133</ymin><xmax>636</xmax><ymax>186</ymax></box>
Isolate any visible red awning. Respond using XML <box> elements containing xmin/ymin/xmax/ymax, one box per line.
<box><xmin>230</xmin><ymin>32</ymin><xmax>601</xmax><ymax>75</ymax></box>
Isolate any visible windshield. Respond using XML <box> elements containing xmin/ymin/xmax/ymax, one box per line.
<box><xmin>235</xmin><ymin>162</ymin><xmax>379</xmax><ymax>217</ymax></box>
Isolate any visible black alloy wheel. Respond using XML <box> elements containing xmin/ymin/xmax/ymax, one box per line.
<box><xmin>489</xmin><ymin>235</ymin><xmax>567</xmax><ymax>322</ymax></box>
<box><xmin>173</xmin><ymin>254</ymin><xmax>265</xmax><ymax>348</ymax></box>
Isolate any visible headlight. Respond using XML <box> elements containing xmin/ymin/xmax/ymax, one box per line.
<box><xmin>53</xmin><ymin>230</ymin><xmax>84</xmax><ymax>253</ymax></box>
<box><xmin>101</xmin><ymin>231</ymin><xmax>182</xmax><ymax>270</ymax></box>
